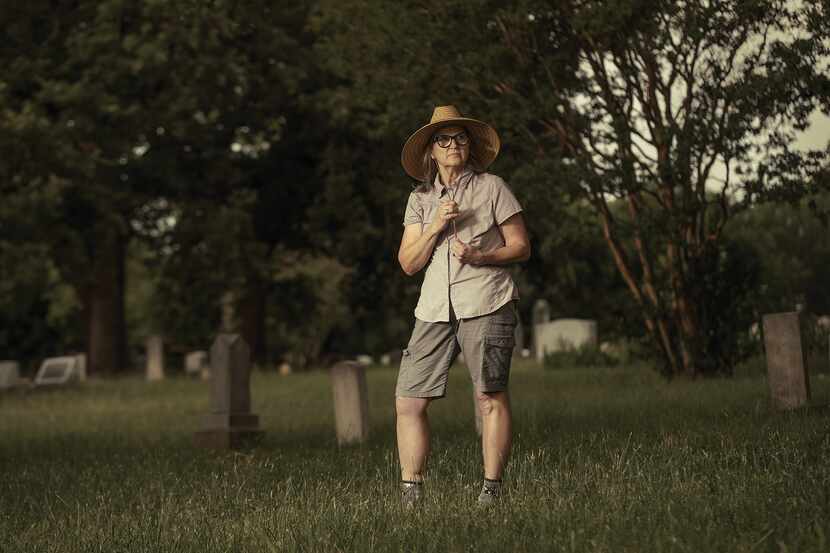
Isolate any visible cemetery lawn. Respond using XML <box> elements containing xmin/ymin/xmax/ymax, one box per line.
<box><xmin>2</xmin><ymin>362</ymin><xmax>830</xmax><ymax>553</ymax></box>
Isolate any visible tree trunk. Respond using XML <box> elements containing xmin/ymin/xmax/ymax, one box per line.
<box><xmin>86</xmin><ymin>225</ymin><xmax>128</xmax><ymax>375</ymax></box>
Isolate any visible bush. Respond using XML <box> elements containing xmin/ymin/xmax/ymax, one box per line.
<box><xmin>543</xmin><ymin>343</ymin><xmax>619</xmax><ymax>370</ymax></box>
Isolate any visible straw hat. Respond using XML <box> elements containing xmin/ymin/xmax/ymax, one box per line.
<box><xmin>401</xmin><ymin>105</ymin><xmax>501</xmax><ymax>181</ymax></box>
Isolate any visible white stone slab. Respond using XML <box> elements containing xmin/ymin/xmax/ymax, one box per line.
<box><xmin>34</xmin><ymin>356</ymin><xmax>80</xmax><ymax>386</ymax></box>
<box><xmin>185</xmin><ymin>350</ymin><xmax>208</xmax><ymax>377</ymax></box>
<box><xmin>0</xmin><ymin>361</ymin><xmax>20</xmax><ymax>389</ymax></box>
<box><xmin>535</xmin><ymin>319</ymin><xmax>598</xmax><ymax>363</ymax></box>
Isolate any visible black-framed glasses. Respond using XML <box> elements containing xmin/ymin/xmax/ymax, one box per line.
<box><xmin>433</xmin><ymin>132</ymin><xmax>470</xmax><ymax>148</ymax></box>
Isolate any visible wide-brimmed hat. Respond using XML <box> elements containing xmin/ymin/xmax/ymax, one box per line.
<box><xmin>401</xmin><ymin>105</ymin><xmax>501</xmax><ymax>181</ymax></box>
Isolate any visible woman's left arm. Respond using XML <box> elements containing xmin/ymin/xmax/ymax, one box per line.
<box><xmin>451</xmin><ymin>213</ymin><xmax>530</xmax><ymax>265</ymax></box>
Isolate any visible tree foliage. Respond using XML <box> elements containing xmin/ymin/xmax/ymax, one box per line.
<box><xmin>316</xmin><ymin>0</ymin><xmax>830</xmax><ymax>376</ymax></box>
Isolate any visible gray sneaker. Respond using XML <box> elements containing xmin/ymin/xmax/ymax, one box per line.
<box><xmin>400</xmin><ymin>481</ymin><xmax>423</xmax><ymax>508</ymax></box>
<box><xmin>477</xmin><ymin>482</ymin><xmax>501</xmax><ymax>506</ymax></box>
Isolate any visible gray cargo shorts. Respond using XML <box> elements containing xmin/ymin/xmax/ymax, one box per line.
<box><xmin>395</xmin><ymin>301</ymin><xmax>517</xmax><ymax>398</ymax></box>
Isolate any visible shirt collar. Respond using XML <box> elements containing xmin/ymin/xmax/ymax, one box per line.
<box><xmin>433</xmin><ymin>167</ymin><xmax>475</xmax><ymax>198</ymax></box>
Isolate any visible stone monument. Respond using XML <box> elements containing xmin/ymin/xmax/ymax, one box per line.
<box><xmin>330</xmin><ymin>361</ymin><xmax>369</xmax><ymax>445</ymax></box>
<box><xmin>531</xmin><ymin>299</ymin><xmax>551</xmax><ymax>359</ymax></box>
<box><xmin>194</xmin><ymin>293</ymin><xmax>262</xmax><ymax>448</ymax></box>
<box><xmin>34</xmin><ymin>356</ymin><xmax>83</xmax><ymax>386</ymax></box>
<box><xmin>763</xmin><ymin>312</ymin><xmax>810</xmax><ymax>410</ymax></box>
<box><xmin>0</xmin><ymin>361</ymin><xmax>20</xmax><ymax>390</ymax></box>
<box><xmin>145</xmin><ymin>335</ymin><xmax>165</xmax><ymax>381</ymax></box>
<box><xmin>534</xmin><ymin>318</ymin><xmax>598</xmax><ymax>363</ymax></box>
<box><xmin>185</xmin><ymin>350</ymin><xmax>209</xmax><ymax>379</ymax></box>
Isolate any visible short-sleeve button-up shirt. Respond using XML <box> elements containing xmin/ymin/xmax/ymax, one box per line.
<box><xmin>402</xmin><ymin>169</ymin><xmax>523</xmax><ymax>322</ymax></box>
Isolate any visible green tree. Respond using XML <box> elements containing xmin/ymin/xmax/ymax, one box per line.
<box><xmin>315</xmin><ymin>0</ymin><xmax>830</xmax><ymax>376</ymax></box>
<box><xmin>1</xmin><ymin>0</ymin><xmax>314</xmax><ymax>371</ymax></box>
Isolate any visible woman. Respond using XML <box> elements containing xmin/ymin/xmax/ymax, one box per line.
<box><xmin>396</xmin><ymin>105</ymin><xmax>530</xmax><ymax>506</ymax></box>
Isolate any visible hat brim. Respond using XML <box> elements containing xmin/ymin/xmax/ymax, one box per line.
<box><xmin>401</xmin><ymin>117</ymin><xmax>500</xmax><ymax>181</ymax></box>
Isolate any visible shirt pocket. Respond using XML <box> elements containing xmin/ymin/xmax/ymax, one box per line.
<box><xmin>458</xmin><ymin>199</ymin><xmax>495</xmax><ymax>243</ymax></box>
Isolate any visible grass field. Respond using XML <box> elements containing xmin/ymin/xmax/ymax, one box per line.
<box><xmin>2</xmin><ymin>360</ymin><xmax>830</xmax><ymax>552</ymax></box>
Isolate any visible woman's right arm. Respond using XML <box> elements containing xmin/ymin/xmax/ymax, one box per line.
<box><xmin>398</xmin><ymin>200</ymin><xmax>458</xmax><ymax>275</ymax></box>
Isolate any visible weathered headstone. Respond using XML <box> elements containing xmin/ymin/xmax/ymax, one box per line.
<box><xmin>535</xmin><ymin>319</ymin><xmax>598</xmax><ymax>363</ymax></box>
<box><xmin>145</xmin><ymin>335</ymin><xmax>165</xmax><ymax>381</ymax></box>
<box><xmin>185</xmin><ymin>350</ymin><xmax>209</xmax><ymax>379</ymax></box>
<box><xmin>532</xmin><ymin>299</ymin><xmax>551</xmax><ymax>326</ymax></box>
<box><xmin>381</xmin><ymin>350</ymin><xmax>403</xmax><ymax>367</ymax></box>
<box><xmin>194</xmin><ymin>334</ymin><xmax>262</xmax><ymax>449</ymax></box>
<box><xmin>34</xmin><ymin>356</ymin><xmax>81</xmax><ymax>386</ymax></box>
<box><xmin>74</xmin><ymin>353</ymin><xmax>87</xmax><ymax>382</ymax></box>
<box><xmin>330</xmin><ymin>361</ymin><xmax>369</xmax><ymax>445</ymax></box>
<box><xmin>763</xmin><ymin>312</ymin><xmax>810</xmax><ymax>410</ymax></box>
<box><xmin>531</xmin><ymin>299</ymin><xmax>551</xmax><ymax>359</ymax></box>
<box><xmin>0</xmin><ymin>361</ymin><xmax>20</xmax><ymax>390</ymax></box>
<box><xmin>355</xmin><ymin>354</ymin><xmax>373</xmax><ymax>367</ymax></box>
<box><xmin>514</xmin><ymin>317</ymin><xmax>525</xmax><ymax>357</ymax></box>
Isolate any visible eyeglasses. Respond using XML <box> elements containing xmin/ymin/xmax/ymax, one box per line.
<box><xmin>433</xmin><ymin>132</ymin><xmax>470</xmax><ymax>148</ymax></box>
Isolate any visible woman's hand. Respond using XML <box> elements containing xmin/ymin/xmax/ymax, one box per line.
<box><xmin>427</xmin><ymin>199</ymin><xmax>459</xmax><ymax>235</ymax></box>
<box><xmin>451</xmin><ymin>238</ymin><xmax>484</xmax><ymax>265</ymax></box>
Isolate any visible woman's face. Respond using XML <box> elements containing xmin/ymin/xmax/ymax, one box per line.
<box><xmin>430</xmin><ymin>125</ymin><xmax>470</xmax><ymax>170</ymax></box>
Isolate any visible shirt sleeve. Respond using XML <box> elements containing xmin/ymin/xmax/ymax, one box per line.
<box><xmin>492</xmin><ymin>176</ymin><xmax>523</xmax><ymax>225</ymax></box>
<box><xmin>403</xmin><ymin>191</ymin><xmax>423</xmax><ymax>226</ymax></box>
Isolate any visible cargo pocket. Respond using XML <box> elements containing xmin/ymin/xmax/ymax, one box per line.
<box><xmin>481</xmin><ymin>335</ymin><xmax>515</xmax><ymax>388</ymax></box>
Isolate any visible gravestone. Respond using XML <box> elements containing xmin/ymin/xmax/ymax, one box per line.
<box><xmin>34</xmin><ymin>356</ymin><xmax>81</xmax><ymax>386</ymax></box>
<box><xmin>531</xmin><ymin>299</ymin><xmax>551</xmax><ymax>359</ymax></box>
<box><xmin>0</xmin><ymin>361</ymin><xmax>20</xmax><ymax>390</ymax></box>
<box><xmin>535</xmin><ymin>319</ymin><xmax>598</xmax><ymax>363</ymax></box>
<box><xmin>355</xmin><ymin>354</ymin><xmax>373</xmax><ymax>367</ymax></box>
<box><xmin>185</xmin><ymin>350</ymin><xmax>209</xmax><ymax>379</ymax></box>
<box><xmin>194</xmin><ymin>334</ymin><xmax>262</xmax><ymax>449</ymax></box>
<box><xmin>145</xmin><ymin>335</ymin><xmax>165</xmax><ymax>381</ymax></box>
<box><xmin>380</xmin><ymin>350</ymin><xmax>403</xmax><ymax>367</ymax></box>
<box><xmin>330</xmin><ymin>361</ymin><xmax>369</xmax><ymax>445</ymax></box>
<box><xmin>514</xmin><ymin>317</ymin><xmax>525</xmax><ymax>357</ymax></box>
<box><xmin>74</xmin><ymin>353</ymin><xmax>87</xmax><ymax>382</ymax></box>
<box><xmin>763</xmin><ymin>312</ymin><xmax>810</xmax><ymax>410</ymax></box>
<box><xmin>532</xmin><ymin>299</ymin><xmax>551</xmax><ymax>326</ymax></box>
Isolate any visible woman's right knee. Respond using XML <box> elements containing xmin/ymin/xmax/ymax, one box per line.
<box><xmin>396</xmin><ymin>396</ymin><xmax>431</xmax><ymax>417</ymax></box>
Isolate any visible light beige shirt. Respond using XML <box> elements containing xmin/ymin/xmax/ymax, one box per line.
<box><xmin>403</xmin><ymin>169</ymin><xmax>523</xmax><ymax>322</ymax></box>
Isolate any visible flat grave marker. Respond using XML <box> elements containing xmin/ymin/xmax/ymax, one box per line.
<box><xmin>34</xmin><ymin>356</ymin><xmax>81</xmax><ymax>386</ymax></box>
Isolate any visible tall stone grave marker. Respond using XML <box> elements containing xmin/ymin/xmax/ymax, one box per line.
<box><xmin>69</xmin><ymin>353</ymin><xmax>86</xmax><ymax>381</ymax></box>
<box><xmin>145</xmin><ymin>335</ymin><xmax>165</xmax><ymax>381</ymax></box>
<box><xmin>763</xmin><ymin>312</ymin><xmax>810</xmax><ymax>410</ymax></box>
<box><xmin>330</xmin><ymin>361</ymin><xmax>369</xmax><ymax>445</ymax></box>
<box><xmin>194</xmin><ymin>334</ymin><xmax>262</xmax><ymax>449</ymax></box>
<box><xmin>532</xmin><ymin>299</ymin><xmax>551</xmax><ymax>359</ymax></box>
<box><xmin>0</xmin><ymin>361</ymin><xmax>20</xmax><ymax>390</ymax></box>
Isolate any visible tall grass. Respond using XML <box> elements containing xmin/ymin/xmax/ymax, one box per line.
<box><xmin>1</xmin><ymin>362</ymin><xmax>829</xmax><ymax>552</ymax></box>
